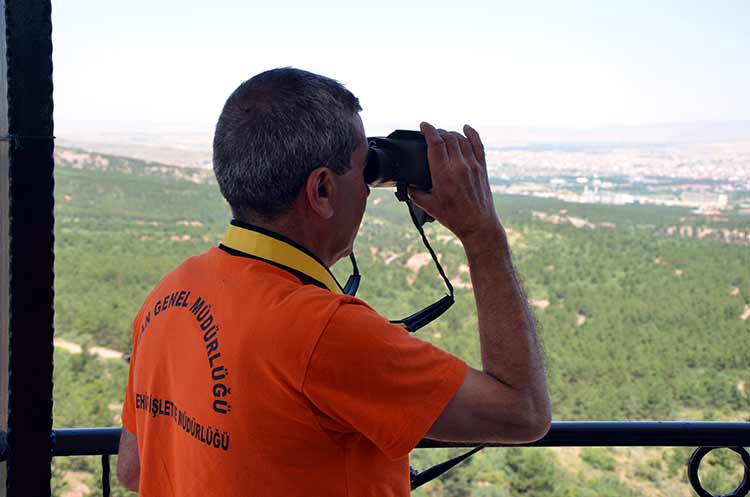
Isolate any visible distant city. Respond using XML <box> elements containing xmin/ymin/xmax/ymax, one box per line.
<box><xmin>485</xmin><ymin>140</ymin><xmax>750</xmax><ymax>215</ymax></box>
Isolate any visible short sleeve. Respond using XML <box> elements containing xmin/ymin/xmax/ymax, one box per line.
<box><xmin>121</xmin><ymin>317</ymin><xmax>141</xmax><ymax>433</ymax></box>
<box><xmin>302</xmin><ymin>301</ymin><xmax>467</xmax><ymax>460</ymax></box>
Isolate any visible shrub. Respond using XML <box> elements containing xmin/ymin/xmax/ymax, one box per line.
<box><xmin>581</xmin><ymin>448</ymin><xmax>617</xmax><ymax>471</ymax></box>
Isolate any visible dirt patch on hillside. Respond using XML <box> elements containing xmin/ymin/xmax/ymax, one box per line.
<box><xmin>381</xmin><ymin>250</ymin><xmax>403</xmax><ymax>265</ymax></box>
<box><xmin>61</xmin><ymin>471</ymin><xmax>91</xmax><ymax>497</ymax></box>
<box><xmin>54</xmin><ymin>338</ymin><xmax>83</xmax><ymax>354</ymax></box>
<box><xmin>135</xmin><ymin>219</ymin><xmax>160</xmax><ymax>226</ymax></box>
<box><xmin>436</xmin><ymin>234</ymin><xmax>462</xmax><ymax>246</ymax></box>
<box><xmin>532</xmin><ymin>211</ymin><xmax>595</xmax><ymax>229</ymax></box>
<box><xmin>738</xmin><ymin>381</ymin><xmax>748</xmax><ymax>399</ymax></box>
<box><xmin>57</xmin><ymin>150</ymin><xmax>110</xmax><ymax>170</ymax></box>
<box><xmin>89</xmin><ymin>346</ymin><xmax>124</xmax><ymax>360</ymax></box>
<box><xmin>434</xmin><ymin>229</ymin><xmax>524</xmax><ymax>248</ymax></box>
<box><xmin>405</xmin><ymin>252</ymin><xmax>433</xmax><ymax>285</ymax></box>
<box><xmin>55</xmin><ymin>337</ymin><xmax>124</xmax><ymax>360</ymax></box>
<box><xmin>550</xmin><ymin>447</ymin><xmax>583</xmax><ymax>474</ymax></box>
<box><xmin>109</xmin><ymin>402</ymin><xmax>124</xmax><ymax>424</ymax></box>
<box><xmin>529</xmin><ymin>299</ymin><xmax>550</xmax><ymax>310</ymax></box>
<box><xmin>450</xmin><ymin>264</ymin><xmax>472</xmax><ymax>289</ymax></box>
<box><xmin>505</xmin><ymin>228</ymin><xmax>525</xmax><ymax>247</ymax></box>
<box><xmin>568</xmin><ymin>216</ymin><xmax>595</xmax><ymax>229</ymax></box>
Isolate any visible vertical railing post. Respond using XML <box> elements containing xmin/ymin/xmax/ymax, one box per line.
<box><xmin>102</xmin><ymin>455</ymin><xmax>111</xmax><ymax>497</ymax></box>
<box><xmin>3</xmin><ymin>1</ymin><xmax>55</xmax><ymax>497</ymax></box>
<box><xmin>0</xmin><ymin>2</ymin><xmax>9</xmax><ymax>495</ymax></box>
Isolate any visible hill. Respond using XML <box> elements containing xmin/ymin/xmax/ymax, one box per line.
<box><xmin>51</xmin><ymin>146</ymin><xmax>749</xmax><ymax>497</ymax></box>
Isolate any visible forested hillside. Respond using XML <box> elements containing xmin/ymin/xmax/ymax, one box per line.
<box><xmin>52</xmin><ymin>147</ymin><xmax>750</xmax><ymax>497</ymax></box>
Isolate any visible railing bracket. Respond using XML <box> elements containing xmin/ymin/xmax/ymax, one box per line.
<box><xmin>688</xmin><ymin>446</ymin><xmax>750</xmax><ymax>497</ymax></box>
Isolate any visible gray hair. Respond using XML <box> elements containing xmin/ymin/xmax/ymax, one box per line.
<box><xmin>212</xmin><ymin>67</ymin><xmax>362</xmax><ymax>223</ymax></box>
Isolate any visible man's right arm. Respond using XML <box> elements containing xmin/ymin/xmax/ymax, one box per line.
<box><xmin>410</xmin><ymin>122</ymin><xmax>551</xmax><ymax>443</ymax></box>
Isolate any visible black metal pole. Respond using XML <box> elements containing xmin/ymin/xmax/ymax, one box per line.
<box><xmin>4</xmin><ymin>0</ymin><xmax>55</xmax><ymax>496</ymax></box>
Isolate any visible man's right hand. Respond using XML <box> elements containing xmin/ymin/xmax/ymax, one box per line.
<box><xmin>411</xmin><ymin>122</ymin><xmax>551</xmax><ymax>445</ymax></box>
<box><xmin>408</xmin><ymin>122</ymin><xmax>503</xmax><ymax>243</ymax></box>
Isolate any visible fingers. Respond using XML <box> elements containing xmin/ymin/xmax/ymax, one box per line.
<box><xmin>463</xmin><ymin>124</ymin><xmax>486</xmax><ymax>166</ymax></box>
<box><xmin>420</xmin><ymin>122</ymin><xmax>448</xmax><ymax>165</ymax></box>
<box><xmin>412</xmin><ymin>123</ymin><xmax>496</xmax><ymax>238</ymax></box>
<box><xmin>439</xmin><ymin>129</ymin><xmax>463</xmax><ymax>160</ymax></box>
<box><xmin>407</xmin><ymin>186</ymin><xmax>438</xmax><ymax>218</ymax></box>
<box><xmin>407</xmin><ymin>186</ymin><xmax>429</xmax><ymax>207</ymax></box>
<box><xmin>422</xmin><ymin>123</ymin><xmax>480</xmax><ymax>166</ymax></box>
<box><xmin>451</xmin><ymin>131</ymin><xmax>475</xmax><ymax>160</ymax></box>
<box><xmin>420</xmin><ymin>123</ymin><xmax>483</xmax><ymax>189</ymax></box>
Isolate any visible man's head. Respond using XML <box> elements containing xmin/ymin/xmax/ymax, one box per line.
<box><xmin>213</xmin><ymin>67</ymin><xmax>364</xmax><ymax>224</ymax></box>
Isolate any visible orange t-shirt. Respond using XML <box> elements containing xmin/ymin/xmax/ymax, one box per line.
<box><xmin>122</xmin><ymin>223</ymin><xmax>467</xmax><ymax>497</ymax></box>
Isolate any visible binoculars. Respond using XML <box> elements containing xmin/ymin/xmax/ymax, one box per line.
<box><xmin>365</xmin><ymin>130</ymin><xmax>431</xmax><ymax>191</ymax></box>
<box><xmin>365</xmin><ymin>130</ymin><xmax>433</xmax><ymax>225</ymax></box>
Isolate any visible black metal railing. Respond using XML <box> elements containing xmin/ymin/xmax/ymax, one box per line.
<box><xmin>2</xmin><ymin>421</ymin><xmax>748</xmax><ymax>497</ymax></box>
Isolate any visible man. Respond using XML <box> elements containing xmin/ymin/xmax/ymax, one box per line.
<box><xmin>118</xmin><ymin>67</ymin><xmax>550</xmax><ymax>496</ymax></box>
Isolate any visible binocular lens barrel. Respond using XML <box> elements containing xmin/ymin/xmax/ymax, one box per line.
<box><xmin>365</xmin><ymin>130</ymin><xmax>432</xmax><ymax>191</ymax></box>
<box><xmin>364</xmin><ymin>147</ymin><xmax>393</xmax><ymax>186</ymax></box>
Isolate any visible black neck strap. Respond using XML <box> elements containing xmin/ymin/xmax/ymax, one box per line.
<box><xmin>390</xmin><ymin>183</ymin><xmax>455</xmax><ymax>333</ymax></box>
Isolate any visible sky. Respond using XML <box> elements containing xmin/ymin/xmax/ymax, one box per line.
<box><xmin>53</xmin><ymin>0</ymin><xmax>750</xmax><ymax>138</ymax></box>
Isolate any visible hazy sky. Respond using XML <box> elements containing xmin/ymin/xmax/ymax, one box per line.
<box><xmin>53</xmin><ymin>0</ymin><xmax>750</xmax><ymax>136</ymax></box>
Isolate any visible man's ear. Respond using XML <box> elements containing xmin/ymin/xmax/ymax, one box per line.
<box><xmin>305</xmin><ymin>167</ymin><xmax>335</xmax><ymax>220</ymax></box>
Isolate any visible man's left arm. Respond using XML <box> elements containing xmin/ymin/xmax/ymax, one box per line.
<box><xmin>117</xmin><ymin>427</ymin><xmax>140</xmax><ymax>491</ymax></box>
<box><xmin>119</xmin><ymin>313</ymin><xmax>143</xmax><ymax>492</ymax></box>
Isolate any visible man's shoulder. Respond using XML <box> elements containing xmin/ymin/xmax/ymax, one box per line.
<box><xmin>323</xmin><ymin>296</ymin><xmax>406</xmax><ymax>340</ymax></box>
<box><xmin>278</xmin><ymin>285</ymin><xmax>364</xmax><ymax>323</ymax></box>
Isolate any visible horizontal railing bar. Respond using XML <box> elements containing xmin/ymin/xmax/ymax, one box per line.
<box><xmin>48</xmin><ymin>422</ymin><xmax>750</xmax><ymax>457</ymax></box>
<box><xmin>419</xmin><ymin>422</ymin><xmax>750</xmax><ymax>448</ymax></box>
<box><xmin>52</xmin><ymin>428</ymin><xmax>121</xmax><ymax>457</ymax></box>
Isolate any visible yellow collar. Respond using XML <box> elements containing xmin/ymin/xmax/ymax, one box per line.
<box><xmin>219</xmin><ymin>221</ymin><xmax>344</xmax><ymax>294</ymax></box>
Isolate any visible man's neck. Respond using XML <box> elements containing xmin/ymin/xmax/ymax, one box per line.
<box><xmin>237</xmin><ymin>215</ymin><xmax>335</xmax><ymax>267</ymax></box>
